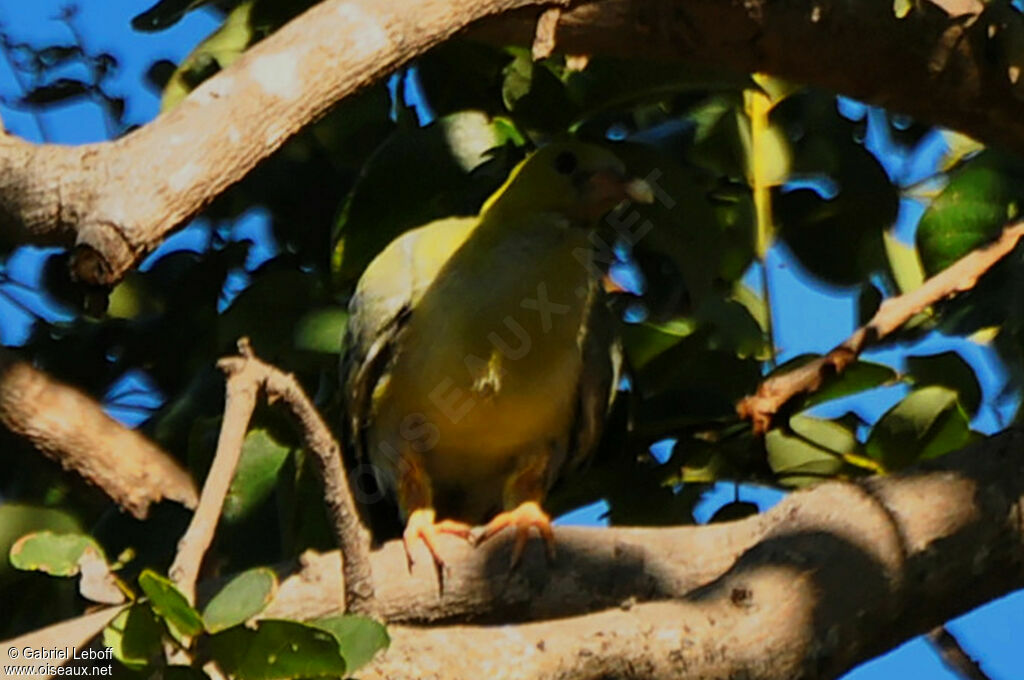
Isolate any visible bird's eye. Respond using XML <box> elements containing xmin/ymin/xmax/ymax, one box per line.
<box><xmin>554</xmin><ymin>151</ymin><xmax>578</xmax><ymax>175</ymax></box>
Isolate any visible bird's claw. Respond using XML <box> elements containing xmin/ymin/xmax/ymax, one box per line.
<box><xmin>402</xmin><ymin>508</ymin><xmax>472</xmax><ymax>575</ymax></box>
<box><xmin>475</xmin><ymin>501</ymin><xmax>555</xmax><ymax>568</ymax></box>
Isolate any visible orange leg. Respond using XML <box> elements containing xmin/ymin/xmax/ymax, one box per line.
<box><xmin>477</xmin><ymin>501</ymin><xmax>555</xmax><ymax>567</ymax></box>
<box><xmin>402</xmin><ymin>508</ymin><xmax>472</xmax><ymax>571</ymax></box>
<box><xmin>397</xmin><ymin>453</ymin><xmax>471</xmax><ymax>572</ymax></box>
<box><xmin>476</xmin><ymin>452</ymin><xmax>556</xmax><ymax>567</ymax></box>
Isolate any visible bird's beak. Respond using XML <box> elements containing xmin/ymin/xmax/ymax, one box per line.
<box><xmin>624</xmin><ymin>177</ymin><xmax>655</xmax><ymax>204</ymax></box>
<box><xmin>585</xmin><ymin>171</ymin><xmax>656</xmax><ymax>212</ymax></box>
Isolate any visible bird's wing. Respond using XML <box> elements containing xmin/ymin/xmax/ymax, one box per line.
<box><xmin>564</xmin><ymin>276</ymin><xmax>622</xmax><ymax>477</ymax></box>
<box><xmin>340</xmin><ymin>217</ymin><xmax>478</xmax><ymax>463</ymax></box>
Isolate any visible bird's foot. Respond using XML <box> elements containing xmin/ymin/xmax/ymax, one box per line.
<box><xmin>475</xmin><ymin>501</ymin><xmax>555</xmax><ymax>568</ymax></box>
<box><xmin>402</xmin><ymin>508</ymin><xmax>472</xmax><ymax>574</ymax></box>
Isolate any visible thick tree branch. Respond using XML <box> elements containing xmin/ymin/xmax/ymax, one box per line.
<box><xmin>12</xmin><ymin>428</ymin><xmax>1024</xmax><ymax>679</ymax></box>
<box><xmin>0</xmin><ymin>0</ymin><xmax>571</xmax><ymax>284</ymax></box>
<box><xmin>0</xmin><ymin>348</ymin><xmax>197</xmax><ymax>518</ymax></box>
<box><xmin>738</xmin><ymin>221</ymin><xmax>1024</xmax><ymax>433</ymax></box>
<box><xmin>3</xmin><ymin>0</ymin><xmax>1024</xmax><ymax>286</ymax></box>
<box><xmin>243</xmin><ymin>429</ymin><xmax>1024</xmax><ymax>678</ymax></box>
<box><xmin>474</xmin><ymin>0</ymin><xmax>1024</xmax><ymax>152</ymax></box>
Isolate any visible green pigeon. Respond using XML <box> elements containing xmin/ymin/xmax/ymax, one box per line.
<box><xmin>341</xmin><ymin>141</ymin><xmax>653</xmax><ymax>568</ymax></box>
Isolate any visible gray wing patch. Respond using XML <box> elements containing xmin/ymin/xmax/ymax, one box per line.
<box><xmin>564</xmin><ymin>279</ymin><xmax>621</xmax><ymax>477</ymax></box>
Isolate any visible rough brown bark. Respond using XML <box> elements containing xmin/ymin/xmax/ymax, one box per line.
<box><xmin>252</xmin><ymin>430</ymin><xmax>1024</xmax><ymax>678</ymax></box>
<box><xmin>0</xmin><ymin>349</ymin><xmax>197</xmax><ymax>518</ymax></box>
<box><xmin>2</xmin><ymin>0</ymin><xmax>1024</xmax><ymax>286</ymax></box>
<box><xmin>475</xmin><ymin>0</ymin><xmax>1024</xmax><ymax>153</ymax></box>
<box><xmin>738</xmin><ymin>221</ymin><xmax>1024</xmax><ymax>433</ymax></box>
<box><xmin>169</xmin><ymin>341</ymin><xmax>375</xmax><ymax>612</ymax></box>
<box><xmin>0</xmin><ymin>0</ymin><xmax>572</xmax><ymax>284</ymax></box>
<box><xmin>10</xmin><ymin>428</ymin><xmax>1024</xmax><ymax>679</ymax></box>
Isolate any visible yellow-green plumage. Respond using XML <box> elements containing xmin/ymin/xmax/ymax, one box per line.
<box><xmin>341</xmin><ymin>141</ymin><xmax>647</xmax><ymax>562</ymax></box>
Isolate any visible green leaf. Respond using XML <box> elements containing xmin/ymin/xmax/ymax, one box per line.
<box><xmin>883</xmin><ymin>231</ymin><xmax>926</xmax><ymax>294</ymax></box>
<box><xmin>104</xmin><ymin>604</ymin><xmax>166</xmax><ymax>671</ymax></box>
<box><xmin>160</xmin><ymin>0</ymin><xmax>317</xmax><ymax>109</ymax></box>
<box><xmin>865</xmin><ymin>386</ymin><xmax>971</xmax><ymax>469</ymax></box>
<box><xmin>667</xmin><ymin>439</ymin><xmax>737</xmax><ymax>484</ymax></box>
<box><xmin>9</xmin><ymin>531</ymin><xmax>104</xmax><ymax>577</ymax></box>
<box><xmin>566</xmin><ymin>58</ymin><xmax>754</xmax><ymax>115</ymax></box>
<box><xmin>0</xmin><ymin>505</ymin><xmax>80</xmax><ymax>582</ymax></box>
<box><xmin>797</xmin><ymin>359</ymin><xmax>898</xmax><ymax>408</ymax></box>
<box><xmin>311</xmin><ymin>615</ymin><xmax>390</xmax><ymax>672</ymax></box>
<box><xmin>218</xmin><ymin>267</ymin><xmax>320</xmax><ymax>360</ymax></box>
<box><xmin>732</xmin><ymin>282</ymin><xmax>769</xmax><ymax>334</ymax></box>
<box><xmin>332</xmin><ymin>111</ymin><xmax>521</xmax><ymax>284</ymax></box>
<box><xmin>292</xmin><ymin>307</ymin><xmax>348</xmax><ymax>355</ymax></box>
<box><xmin>765</xmin><ymin>427</ymin><xmax>845</xmax><ymax>487</ymax></box>
<box><xmin>638</xmin><ymin>340</ymin><xmax>763</xmax><ymax>401</ymax></box>
<box><xmin>108</xmin><ymin>271</ymin><xmax>164</xmax><ymax>319</ymax></box>
<box><xmin>138</xmin><ymin>570</ymin><xmax>203</xmax><ymax>637</ymax></box>
<box><xmin>208</xmin><ymin>619</ymin><xmax>348</xmax><ymax>680</ymax></box>
<box><xmin>739</xmin><ymin>110</ymin><xmax>792</xmax><ymax>189</ymax></box>
<box><xmin>685</xmin><ymin>93</ymin><xmax>747</xmax><ymax>179</ymax></box>
<box><xmin>203</xmin><ymin>568</ymin><xmax>278</xmax><ymax>634</ymax></box>
<box><xmin>611</xmin><ymin>141</ymin><xmax>756</xmax><ymax>311</ymax></box>
<box><xmin>774</xmin><ymin>92</ymin><xmax>898</xmax><ymax>285</ymax></box>
<box><xmin>857</xmin><ymin>283</ymin><xmax>883</xmax><ymax>326</ymax></box>
<box><xmin>693</xmin><ymin>296</ymin><xmax>769</xmax><ymax>360</ymax></box>
<box><xmin>415</xmin><ymin>41</ymin><xmax>511</xmax><ymax>118</ymax></box>
<box><xmin>161</xmin><ymin>1</ymin><xmax>254</xmax><ymax>109</ymax></box>
<box><xmin>906</xmin><ymin>351</ymin><xmax>983</xmax><ymax>415</ymax></box>
<box><xmin>223</xmin><ymin>429</ymin><xmax>294</xmax><ymax>522</ymax></box>
<box><xmin>788</xmin><ymin>414</ymin><xmax>859</xmax><ymax>455</ymax></box>
<box><xmin>501</xmin><ymin>50</ymin><xmax>578</xmax><ymax>131</ymax></box>
<box><xmin>634</xmin><ymin>335</ymin><xmax>762</xmax><ymax>438</ymax></box>
<box><xmin>916</xmin><ymin>150</ymin><xmax>1024</xmax><ymax>275</ymax></box>
<box><xmin>621</xmin><ymin>319</ymin><xmax>697</xmax><ymax>369</ymax></box>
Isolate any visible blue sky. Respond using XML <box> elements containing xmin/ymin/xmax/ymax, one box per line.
<box><xmin>0</xmin><ymin>2</ymin><xmax>1020</xmax><ymax>678</ymax></box>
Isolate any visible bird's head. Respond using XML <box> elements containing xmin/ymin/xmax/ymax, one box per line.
<box><xmin>482</xmin><ymin>141</ymin><xmax>654</xmax><ymax>223</ymax></box>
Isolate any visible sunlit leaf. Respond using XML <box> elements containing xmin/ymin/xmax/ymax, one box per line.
<box><xmin>905</xmin><ymin>351</ymin><xmax>983</xmax><ymax>416</ymax></box>
<box><xmin>798</xmin><ymin>359</ymin><xmax>898</xmax><ymax>408</ymax></box>
<box><xmin>203</xmin><ymin>568</ymin><xmax>278</xmax><ymax>633</ymax></box>
<box><xmin>332</xmin><ymin>111</ymin><xmax>522</xmax><ymax>284</ymax></box>
<box><xmin>208</xmin><ymin>619</ymin><xmax>348</xmax><ymax>680</ymax></box>
<box><xmin>788</xmin><ymin>414</ymin><xmax>859</xmax><ymax>455</ymax></box>
<box><xmin>293</xmin><ymin>307</ymin><xmax>348</xmax><ymax>354</ymax></box>
<box><xmin>765</xmin><ymin>428</ymin><xmax>845</xmax><ymax>487</ymax></box>
<box><xmin>104</xmin><ymin>604</ymin><xmax>165</xmax><ymax>671</ymax></box>
<box><xmin>883</xmin><ymin>231</ymin><xmax>926</xmax><ymax>294</ymax></box>
<box><xmin>916</xmin><ymin>150</ymin><xmax>1024</xmax><ymax>276</ymax></box>
<box><xmin>223</xmin><ymin>429</ymin><xmax>293</xmax><ymax>522</ymax></box>
<box><xmin>138</xmin><ymin>570</ymin><xmax>203</xmax><ymax>637</ymax></box>
<box><xmin>621</xmin><ymin>319</ymin><xmax>697</xmax><ymax>369</ymax></box>
<box><xmin>865</xmin><ymin>386</ymin><xmax>971</xmax><ymax>469</ymax></box>
<box><xmin>9</xmin><ymin>531</ymin><xmax>104</xmax><ymax>577</ymax></box>
<box><xmin>0</xmin><ymin>505</ymin><xmax>81</xmax><ymax>583</ymax></box>
<box><xmin>311</xmin><ymin>615</ymin><xmax>390</xmax><ymax>672</ymax></box>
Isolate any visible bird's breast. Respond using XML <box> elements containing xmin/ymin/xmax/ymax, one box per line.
<box><xmin>372</xmin><ymin>227</ymin><xmax>592</xmax><ymax>485</ymax></box>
